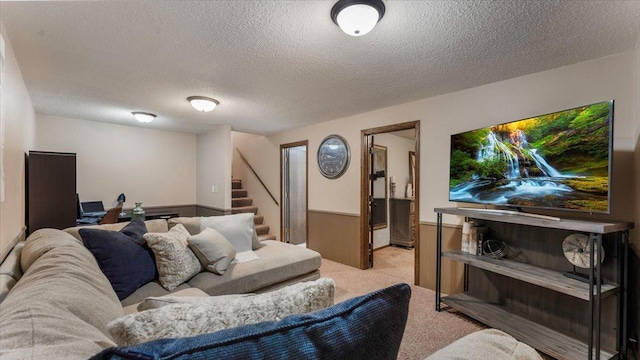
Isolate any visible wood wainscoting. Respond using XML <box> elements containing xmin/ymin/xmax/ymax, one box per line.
<box><xmin>309</xmin><ymin>210</ymin><xmax>360</xmax><ymax>268</ymax></box>
<box><xmin>419</xmin><ymin>222</ymin><xmax>464</xmax><ymax>295</ymax></box>
<box><xmin>195</xmin><ymin>205</ymin><xmax>230</xmax><ymax>217</ymax></box>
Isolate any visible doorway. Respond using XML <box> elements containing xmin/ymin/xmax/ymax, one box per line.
<box><xmin>360</xmin><ymin>121</ymin><xmax>420</xmax><ymax>284</ymax></box>
<box><xmin>280</xmin><ymin>141</ymin><xmax>308</xmax><ymax>246</ymax></box>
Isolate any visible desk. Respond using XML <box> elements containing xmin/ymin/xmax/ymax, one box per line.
<box><xmin>118</xmin><ymin>211</ymin><xmax>179</xmax><ymax>222</ymax></box>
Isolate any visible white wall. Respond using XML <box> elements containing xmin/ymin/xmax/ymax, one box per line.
<box><xmin>0</xmin><ymin>23</ymin><xmax>36</xmax><ymax>258</ymax></box>
<box><xmin>36</xmin><ymin>115</ymin><xmax>196</xmax><ymax>209</ymax></box>
<box><xmin>197</xmin><ymin>126</ymin><xmax>232</xmax><ymax>210</ymax></box>
<box><xmin>372</xmin><ymin>132</ymin><xmax>415</xmax><ymax>249</ymax></box>
<box><xmin>232</xmin><ymin>131</ymin><xmax>281</xmax><ymax>238</ymax></box>
<box><xmin>240</xmin><ymin>51</ymin><xmax>639</xmax><ymax>240</ymax></box>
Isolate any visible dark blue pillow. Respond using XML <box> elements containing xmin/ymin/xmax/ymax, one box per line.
<box><xmin>92</xmin><ymin>283</ymin><xmax>411</xmax><ymax>360</ymax></box>
<box><xmin>118</xmin><ymin>219</ymin><xmax>148</xmax><ymax>245</ymax></box>
<box><xmin>80</xmin><ymin>220</ymin><xmax>155</xmax><ymax>300</ymax></box>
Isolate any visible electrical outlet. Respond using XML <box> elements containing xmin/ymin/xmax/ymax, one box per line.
<box><xmin>211</xmin><ymin>186</ymin><xmax>216</xmax><ymax>193</ymax></box>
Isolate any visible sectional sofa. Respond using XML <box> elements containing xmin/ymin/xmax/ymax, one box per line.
<box><xmin>64</xmin><ymin>217</ymin><xmax>322</xmax><ymax>307</ymax></box>
<box><xmin>0</xmin><ymin>216</ymin><xmax>327</xmax><ymax>357</ymax></box>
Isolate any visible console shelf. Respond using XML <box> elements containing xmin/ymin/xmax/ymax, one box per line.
<box><xmin>442</xmin><ymin>293</ymin><xmax>616</xmax><ymax>360</ymax></box>
<box><xmin>434</xmin><ymin>207</ymin><xmax>633</xmax><ymax>360</ymax></box>
<box><xmin>442</xmin><ymin>250</ymin><xmax>618</xmax><ymax>301</ymax></box>
<box><xmin>434</xmin><ymin>207</ymin><xmax>632</xmax><ymax>234</ymax></box>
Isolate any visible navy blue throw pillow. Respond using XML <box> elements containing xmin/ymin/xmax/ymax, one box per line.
<box><xmin>118</xmin><ymin>219</ymin><xmax>148</xmax><ymax>245</ymax></box>
<box><xmin>80</xmin><ymin>220</ymin><xmax>155</xmax><ymax>300</ymax></box>
<box><xmin>92</xmin><ymin>283</ymin><xmax>411</xmax><ymax>360</ymax></box>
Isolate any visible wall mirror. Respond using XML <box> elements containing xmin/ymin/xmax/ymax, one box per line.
<box><xmin>371</xmin><ymin>144</ymin><xmax>387</xmax><ymax>229</ymax></box>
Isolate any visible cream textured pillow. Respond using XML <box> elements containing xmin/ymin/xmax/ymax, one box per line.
<box><xmin>187</xmin><ymin>227</ymin><xmax>236</xmax><ymax>275</ymax></box>
<box><xmin>107</xmin><ymin>277</ymin><xmax>336</xmax><ymax>346</ymax></box>
<box><xmin>143</xmin><ymin>224</ymin><xmax>203</xmax><ymax>291</ymax></box>
<box><xmin>137</xmin><ymin>293</ymin><xmax>252</xmax><ymax>312</ymax></box>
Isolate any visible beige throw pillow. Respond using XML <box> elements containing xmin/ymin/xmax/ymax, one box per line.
<box><xmin>200</xmin><ymin>213</ymin><xmax>260</xmax><ymax>262</ymax></box>
<box><xmin>187</xmin><ymin>228</ymin><xmax>236</xmax><ymax>275</ymax></box>
<box><xmin>143</xmin><ymin>224</ymin><xmax>203</xmax><ymax>291</ymax></box>
<box><xmin>167</xmin><ymin>217</ymin><xmax>201</xmax><ymax>236</ymax></box>
<box><xmin>107</xmin><ymin>278</ymin><xmax>336</xmax><ymax>346</ymax></box>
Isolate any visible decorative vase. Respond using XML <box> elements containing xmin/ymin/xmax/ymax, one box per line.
<box><xmin>406</xmin><ymin>183</ymin><xmax>413</xmax><ymax>198</ymax></box>
<box><xmin>131</xmin><ymin>202</ymin><xmax>146</xmax><ymax>221</ymax></box>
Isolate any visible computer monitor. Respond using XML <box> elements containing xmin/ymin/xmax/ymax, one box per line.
<box><xmin>81</xmin><ymin>201</ymin><xmax>105</xmax><ymax>213</ymax></box>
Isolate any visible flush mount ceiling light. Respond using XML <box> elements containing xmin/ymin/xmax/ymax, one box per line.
<box><xmin>188</xmin><ymin>96</ymin><xmax>220</xmax><ymax>112</ymax></box>
<box><xmin>131</xmin><ymin>111</ymin><xmax>156</xmax><ymax>123</ymax></box>
<box><xmin>331</xmin><ymin>0</ymin><xmax>385</xmax><ymax>36</ymax></box>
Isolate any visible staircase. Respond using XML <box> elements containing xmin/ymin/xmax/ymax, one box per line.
<box><xmin>232</xmin><ymin>179</ymin><xmax>277</xmax><ymax>241</ymax></box>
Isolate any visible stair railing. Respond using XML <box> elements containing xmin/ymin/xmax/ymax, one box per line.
<box><xmin>235</xmin><ymin>148</ymin><xmax>279</xmax><ymax>207</ymax></box>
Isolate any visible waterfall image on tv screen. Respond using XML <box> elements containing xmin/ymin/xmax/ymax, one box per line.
<box><xmin>449</xmin><ymin>101</ymin><xmax>613</xmax><ymax>213</ymax></box>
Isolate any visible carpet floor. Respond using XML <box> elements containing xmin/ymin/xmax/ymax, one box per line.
<box><xmin>319</xmin><ymin>246</ymin><xmax>484</xmax><ymax>360</ymax></box>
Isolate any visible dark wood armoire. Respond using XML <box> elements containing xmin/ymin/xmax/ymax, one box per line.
<box><xmin>26</xmin><ymin>151</ymin><xmax>77</xmax><ymax>235</ymax></box>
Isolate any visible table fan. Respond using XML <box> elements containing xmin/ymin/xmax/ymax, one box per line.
<box><xmin>562</xmin><ymin>233</ymin><xmax>604</xmax><ymax>284</ymax></box>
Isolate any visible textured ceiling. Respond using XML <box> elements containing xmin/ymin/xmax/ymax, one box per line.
<box><xmin>1</xmin><ymin>1</ymin><xmax>639</xmax><ymax>135</ymax></box>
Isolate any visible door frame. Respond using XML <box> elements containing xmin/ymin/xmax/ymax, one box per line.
<box><xmin>280</xmin><ymin>140</ymin><xmax>309</xmax><ymax>245</ymax></box>
<box><xmin>360</xmin><ymin>121</ymin><xmax>420</xmax><ymax>284</ymax></box>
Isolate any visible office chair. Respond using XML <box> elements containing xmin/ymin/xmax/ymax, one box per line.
<box><xmin>99</xmin><ymin>205</ymin><xmax>123</xmax><ymax>225</ymax></box>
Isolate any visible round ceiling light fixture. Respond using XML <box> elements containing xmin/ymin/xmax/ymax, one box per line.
<box><xmin>131</xmin><ymin>111</ymin><xmax>156</xmax><ymax>123</ymax></box>
<box><xmin>188</xmin><ymin>96</ymin><xmax>220</xmax><ymax>112</ymax></box>
<box><xmin>331</xmin><ymin>0</ymin><xmax>385</xmax><ymax>37</ymax></box>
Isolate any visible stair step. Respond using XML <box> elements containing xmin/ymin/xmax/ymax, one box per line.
<box><xmin>258</xmin><ymin>234</ymin><xmax>277</xmax><ymax>241</ymax></box>
<box><xmin>232</xmin><ymin>189</ymin><xmax>247</xmax><ymax>198</ymax></box>
<box><xmin>232</xmin><ymin>197</ymin><xmax>253</xmax><ymax>207</ymax></box>
<box><xmin>232</xmin><ymin>179</ymin><xmax>272</xmax><ymax>240</ymax></box>
<box><xmin>232</xmin><ymin>206</ymin><xmax>258</xmax><ymax>215</ymax></box>
<box><xmin>255</xmin><ymin>224</ymin><xmax>270</xmax><ymax>235</ymax></box>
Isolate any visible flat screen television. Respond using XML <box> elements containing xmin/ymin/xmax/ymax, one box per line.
<box><xmin>449</xmin><ymin>100</ymin><xmax>613</xmax><ymax>214</ymax></box>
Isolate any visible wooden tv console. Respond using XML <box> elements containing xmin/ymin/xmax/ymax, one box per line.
<box><xmin>434</xmin><ymin>207</ymin><xmax>633</xmax><ymax>360</ymax></box>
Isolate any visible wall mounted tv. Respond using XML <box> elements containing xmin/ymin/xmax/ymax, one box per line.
<box><xmin>449</xmin><ymin>100</ymin><xmax>613</xmax><ymax>214</ymax></box>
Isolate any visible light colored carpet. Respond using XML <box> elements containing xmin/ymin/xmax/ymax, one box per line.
<box><xmin>319</xmin><ymin>246</ymin><xmax>484</xmax><ymax>360</ymax></box>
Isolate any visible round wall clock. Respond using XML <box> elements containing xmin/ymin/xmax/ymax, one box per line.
<box><xmin>317</xmin><ymin>134</ymin><xmax>350</xmax><ymax>179</ymax></box>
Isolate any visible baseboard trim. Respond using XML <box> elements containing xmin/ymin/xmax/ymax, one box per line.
<box><xmin>195</xmin><ymin>205</ymin><xmax>231</xmax><ymax>216</ymax></box>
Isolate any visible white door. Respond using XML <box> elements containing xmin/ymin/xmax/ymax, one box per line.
<box><xmin>282</xmin><ymin>145</ymin><xmax>307</xmax><ymax>245</ymax></box>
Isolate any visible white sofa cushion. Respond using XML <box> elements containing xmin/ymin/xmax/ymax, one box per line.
<box><xmin>169</xmin><ymin>215</ymin><xmax>262</xmax><ymax>250</ymax></box>
<box><xmin>200</xmin><ymin>214</ymin><xmax>259</xmax><ymax>262</ymax></box>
